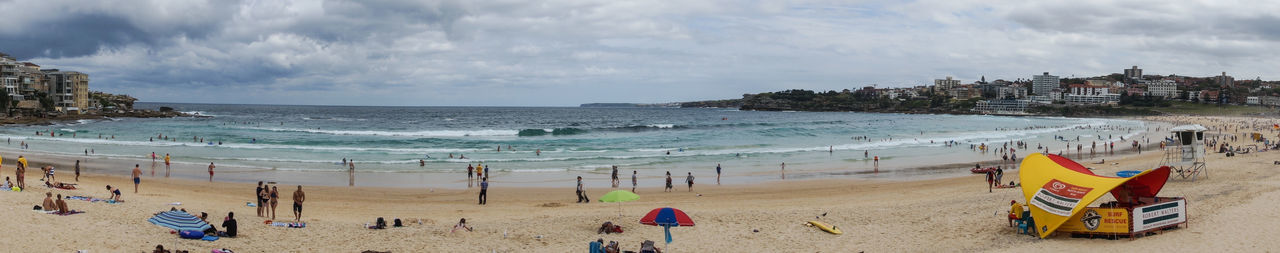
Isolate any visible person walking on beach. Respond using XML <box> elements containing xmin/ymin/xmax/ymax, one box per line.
<box><xmin>994</xmin><ymin>167</ymin><xmax>1004</xmax><ymax>187</ymax></box>
<box><xmin>631</xmin><ymin>170</ymin><xmax>638</xmax><ymax>192</ymax></box>
<box><xmin>74</xmin><ymin>160</ymin><xmax>80</xmax><ymax>182</ymax></box>
<box><xmin>686</xmin><ymin>172</ymin><xmax>694</xmax><ymax>192</ymax></box>
<box><xmin>611</xmin><ymin>166</ymin><xmax>619</xmax><ymax>188</ymax></box>
<box><xmin>664</xmin><ymin>171</ymin><xmax>673</xmax><ymax>192</ymax></box>
<box><xmin>484</xmin><ymin>165</ymin><xmax>489</xmax><ymax>179</ymax></box>
<box><xmin>164</xmin><ymin>154</ymin><xmax>171</xmax><ymax>170</ymax></box>
<box><xmin>131</xmin><ymin>164</ymin><xmax>142</xmax><ymax>193</ymax></box>
<box><xmin>985</xmin><ymin>170</ymin><xmax>995</xmax><ymax>193</ymax></box>
<box><xmin>292</xmin><ymin>185</ymin><xmax>305</xmax><ymax>221</ymax></box>
<box><xmin>348</xmin><ymin>161</ymin><xmax>356</xmax><ymax>187</ymax></box>
<box><xmin>716</xmin><ymin>163</ymin><xmax>722</xmax><ymax>185</ymax></box>
<box><xmin>269</xmin><ymin>186</ymin><xmax>279</xmax><ymax>220</ymax></box>
<box><xmin>208</xmin><ymin>162</ymin><xmax>215</xmax><ymax>182</ymax></box>
<box><xmin>576</xmin><ymin>176</ymin><xmax>589</xmax><ymax>203</ymax></box>
<box><xmin>151</xmin><ymin>152</ymin><xmax>156</xmax><ymax>162</ymax></box>
<box><xmin>478</xmin><ymin>177</ymin><xmax>488</xmax><ymax>205</ymax></box>
<box><xmin>258</xmin><ymin>185</ymin><xmax>270</xmax><ymax>215</ymax></box>
<box><xmin>257</xmin><ymin>181</ymin><xmax>266</xmax><ymax>217</ymax></box>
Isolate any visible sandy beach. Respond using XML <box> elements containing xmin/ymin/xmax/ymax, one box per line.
<box><xmin>1</xmin><ymin>115</ymin><xmax>1278</xmax><ymax>252</ymax></box>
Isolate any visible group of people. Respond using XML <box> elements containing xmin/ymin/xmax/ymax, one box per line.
<box><xmin>256</xmin><ymin>181</ymin><xmax>306</xmax><ymax>221</ymax></box>
<box><xmin>590</xmin><ymin>238</ymin><xmax>662</xmax><ymax>253</ymax></box>
<box><xmin>198</xmin><ymin>211</ymin><xmax>238</xmax><ymax>238</ymax></box>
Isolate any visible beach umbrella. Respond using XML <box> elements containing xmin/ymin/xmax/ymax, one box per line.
<box><xmin>599</xmin><ymin>190</ymin><xmax>640</xmax><ymax>216</ymax></box>
<box><xmin>640</xmin><ymin>207</ymin><xmax>695</xmax><ymax>250</ymax></box>
<box><xmin>148</xmin><ymin>211</ymin><xmax>212</xmax><ymax>232</ymax></box>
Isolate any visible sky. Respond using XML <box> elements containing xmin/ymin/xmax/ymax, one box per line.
<box><xmin>2</xmin><ymin>0</ymin><xmax>1278</xmax><ymax>106</ymax></box>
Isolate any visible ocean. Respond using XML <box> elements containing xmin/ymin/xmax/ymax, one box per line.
<box><xmin>0</xmin><ymin>103</ymin><xmax>1155</xmax><ymax>187</ymax></box>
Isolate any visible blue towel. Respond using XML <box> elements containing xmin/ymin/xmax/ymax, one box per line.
<box><xmin>202</xmin><ymin>235</ymin><xmax>219</xmax><ymax>241</ymax></box>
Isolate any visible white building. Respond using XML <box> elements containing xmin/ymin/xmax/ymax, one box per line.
<box><xmin>1247</xmin><ymin>96</ymin><xmax>1260</xmax><ymax>105</ymax></box>
<box><xmin>974</xmin><ymin>99</ymin><xmax>1030</xmax><ymax>114</ymax></box>
<box><xmin>1032</xmin><ymin>72</ymin><xmax>1059</xmax><ymax>96</ymax></box>
<box><xmin>1145</xmin><ymin>80</ymin><xmax>1178</xmax><ymax>99</ymax></box>
<box><xmin>934</xmin><ymin>76</ymin><xmax>960</xmax><ymax>91</ymax></box>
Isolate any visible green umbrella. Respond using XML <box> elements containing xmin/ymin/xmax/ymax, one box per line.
<box><xmin>599</xmin><ymin>190</ymin><xmax>640</xmax><ymax>216</ymax></box>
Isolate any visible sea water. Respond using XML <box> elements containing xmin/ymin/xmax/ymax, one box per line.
<box><xmin>0</xmin><ymin>103</ymin><xmax>1153</xmax><ymax>187</ymax></box>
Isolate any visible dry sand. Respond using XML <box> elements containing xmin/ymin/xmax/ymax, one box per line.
<box><xmin>1</xmin><ymin>115</ymin><xmax>1277</xmax><ymax>252</ymax></box>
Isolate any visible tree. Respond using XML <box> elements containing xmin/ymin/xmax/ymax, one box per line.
<box><xmin>0</xmin><ymin>89</ymin><xmax>9</xmax><ymax>117</ymax></box>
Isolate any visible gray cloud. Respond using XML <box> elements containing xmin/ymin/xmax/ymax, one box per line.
<box><xmin>4</xmin><ymin>0</ymin><xmax>1280</xmax><ymax>106</ymax></box>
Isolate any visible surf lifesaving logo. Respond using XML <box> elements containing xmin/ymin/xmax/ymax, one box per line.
<box><xmin>1030</xmin><ymin>179</ymin><xmax>1093</xmax><ymax>216</ymax></box>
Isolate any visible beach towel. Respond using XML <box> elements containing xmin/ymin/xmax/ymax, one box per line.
<box><xmin>179</xmin><ymin>230</ymin><xmax>204</xmax><ymax>239</ymax></box>
<box><xmin>202</xmin><ymin>235</ymin><xmax>220</xmax><ymax>241</ymax></box>
<box><xmin>51</xmin><ymin>210</ymin><xmax>85</xmax><ymax>216</ymax></box>
<box><xmin>270</xmin><ymin>222</ymin><xmax>306</xmax><ymax>228</ymax></box>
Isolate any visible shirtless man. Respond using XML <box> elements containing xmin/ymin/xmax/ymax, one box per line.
<box><xmin>208</xmin><ymin>162</ymin><xmax>216</xmax><ymax>182</ymax></box>
<box><xmin>292</xmin><ymin>185</ymin><xmax>306</xmax><ymax>221</ymax></box>
<box><xmin>54</xmin><ymin>194</ymin><xmax>69</xmax><ymax>214</ymax></box>
<box><xmin>131</xmin><ymin>164</ymin><xmax>142</xmax><ymax>193</ymax></box>
<box><xmin>42</xmin><ymin>192</ymin><xmax>56</xmax><ymax>210</ymax></box>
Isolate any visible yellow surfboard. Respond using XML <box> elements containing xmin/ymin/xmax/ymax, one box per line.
<box><xmin>808</xmin><ymin>221</ymin><xmax>843</xmax><ymax>235</ymax></box>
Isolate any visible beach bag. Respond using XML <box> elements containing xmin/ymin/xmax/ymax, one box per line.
<box><xmin>179</xmin><ymin>230</ymin><xmax>204</xmax><ymax>239</ymax></box>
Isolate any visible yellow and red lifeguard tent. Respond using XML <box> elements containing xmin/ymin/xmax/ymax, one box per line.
<box><xmin>1019</xmin><ymin>153</ymin><xmax>1187</xmax><ymax>238</ymax></box>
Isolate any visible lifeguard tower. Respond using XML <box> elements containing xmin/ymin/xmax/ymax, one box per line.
<box><xmin>1161</xmin><ymin>124</ymin><xmax>1207</xmax><ymax>181</ymax></box>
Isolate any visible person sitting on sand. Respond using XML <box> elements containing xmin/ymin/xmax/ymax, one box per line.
<box><xmin>200</xmin><ymin>212</ymin><xmax>219</xmax><ymax>235</ymax></box>
<box><xmin>55</xmin><ymin>194</ymin><xmax>69</xmax><ymax>215</ymax></box>
<box><xmin>452</xmin><ymin>218</ymin><xmax>473</xmax><ymax>232</ymax></box>
<box><xmin>640</xmin><ymin>240</ymin><xmax>662</xmax><ymax>253</ymax></box>
<box><xmin>221</xmin><ymin>212</ymin><xmax>238</xmax><ymax>237</ymax></box>
<box><xmin>597</xmin><ymin>221</ymin><xmax>623</xmax><ymax>234</ymax></box>
<box><xmin>42</xmin><ymin>192</ymin><xmax>56</xmax><ymax>210</ymax></box>
<box><xmin>1</xmin><ymin>177</ymin><xmax>11</xmax><ymax>190</ymax></box>
<box><xmin>1009</xmin><ymin>200</ymin><xmax>1024</xmax><ymax>227</ymax></box>
<box><xmin>106</xmin><ymin>185</ymin><xmax>122</xmax><ymax>202</ymax></box>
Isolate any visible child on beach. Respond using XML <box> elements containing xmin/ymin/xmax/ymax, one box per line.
<box><xmin>686</xmin><ymin>172</ymin><xmax>694</xmax><ymax>192</ymax></box>
<box><xmin>664</xmin><ymin>171</ymin><xmax>673</xmax><ymax>192</ymax></box>
<box><xmin>576</xmin><ymin>176</ymin><xmax>589</xmax><ymax>203</ymax></box>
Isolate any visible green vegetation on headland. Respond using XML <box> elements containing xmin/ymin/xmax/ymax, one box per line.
<box><xmin>678</xmin><ymin>89</ymin><xmax>1277</xmax><ymax>117</ymax></box>
<box><xmin>683</xmin><ymin>89</ymin><xmax>977</xmax><ymax>114</ymax></box>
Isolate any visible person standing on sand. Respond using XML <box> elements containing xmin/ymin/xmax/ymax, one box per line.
<box><xmin>74</xmin><ymin>160</ymin><xmax>80</xmax><ymax>182</ymax></box>
<box><xmin>576</xmin><ymin>176</ymin><xmax>589</xmax><ymax>203</ymax></box>
<box><xmin>348</xmin><ymin>161</ymin><xmax>356</xmax><ymax>187</ymax></box>
<box><xmin>151</xmin><ymin>152</ymin><xmax>156</xmax><ymax>162</ymax></box>
<box><xmin>478</xmin><ymin>177</ymin><xmax>488</xmax><ymax>205</ymax></box>
<box><xmin>208</xmin><ymin>162</ymin><xmax>215</xmax><ymax>182</ymax></box>
<box><xmin>716</xmin><ymin>163</ymin><xmax>722</xmax><ymax>185</ymax></box>
<box><xmin>164</xmin><ymin>154</ymin><xmax>171</xmax><ymax>170</ymax></box>
<box><xmin>131</xmin><ymin>164</ymin><xmax>141</xmax><ymax>193</ymax></box>
<box><xmin>17</xmin><ymin>155</ymin><xmax>27</xmax><ymax>189</ymax></box>
<box><xmin>269</xmin><ymin>186</ymin><xmax>279</xmax><ymax>220</ymax></box>
<box><xmin>664</xmin><ymin>171</ymin><xmax>673</xmax><ymax>192</ymax></box>
<box><xmin>467</xmin><ymin>164</ymin><xmax>474</xmax><ymax>186</ymax></box>
<box><xmin>611</xmin><ymin>165</ymin><xmax>619</xmax><ymax>188</ymax></box>
<box><xmin>780</xmin><ymin>162</ymin><xmax>786</xmax><ymax>180</ymax></box>
<box><xmin>686</xmin><ymin>172</ymin><xmax>694</xmax><ymax>192</ymax></box>
<box><xmin>292</xmin><ymin>185</ymin><xmax>305</xmax><ymax>221</ymax></box>
<box><xmin>631</xmin><ymin>170</ymin><xmax>637</xmax><ymax>192</ymax></box>
<box><xmin>257</xmin><ymin>181</ymin><xmax>266</xmax><ymax>217</ymax></box>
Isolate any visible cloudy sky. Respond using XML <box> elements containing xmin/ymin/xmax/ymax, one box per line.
<box><xmin>2</xmin><ymin>0</ymin><xmax>1277</xmax><ymax>106</ymax></box>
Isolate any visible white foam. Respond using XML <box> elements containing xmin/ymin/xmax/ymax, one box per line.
<box><xmin>241</xmin><ymin>127</ymin><xmax>519</xmax><ymax>137</ymax></box>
